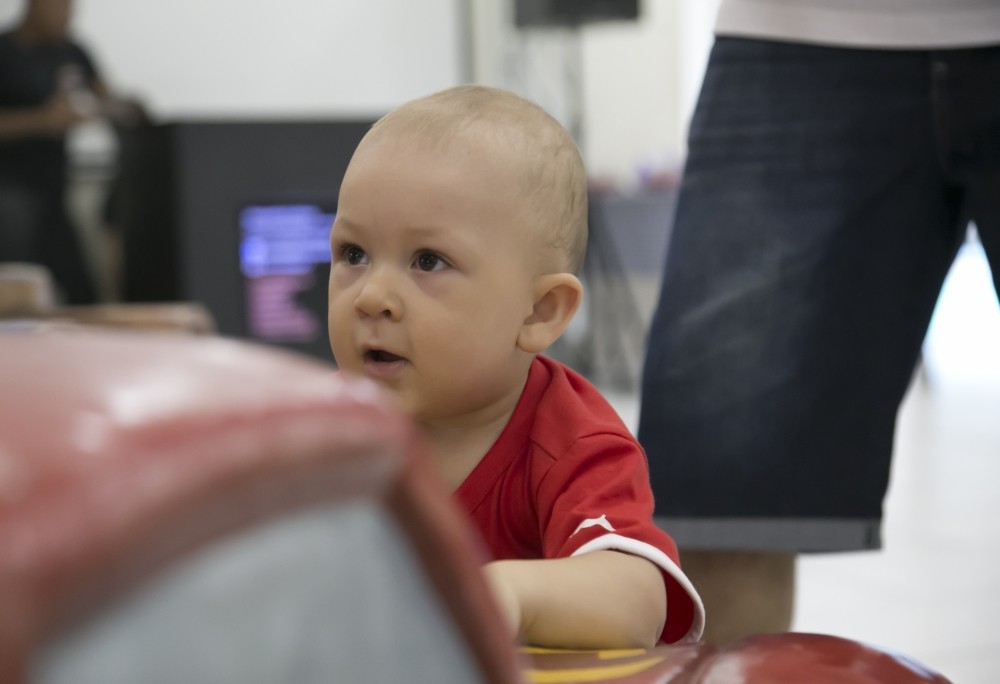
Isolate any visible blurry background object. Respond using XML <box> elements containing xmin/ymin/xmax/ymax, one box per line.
<box><xmin>1</xmin><ymin>0</ymin><xmax>712</xmax><ymax>375</ymax></box>
<box><xmin>113</xmin><ymin>120</ymin><xmax>370</xmax><ymax>359</ymax></box>
<box><xmin>0</xmin><ymin>262</ymin><xmax>55</xmax><ymax>315</ymax></box>
<box><xmin>0</xmin><ymin>260</ymin><xmax>215</xmax><ymax>334</ymax></box>
<box><xmin>0</xmin><ymin>0</ymin><xmax>147</xmax><ymax>306</ymax></box>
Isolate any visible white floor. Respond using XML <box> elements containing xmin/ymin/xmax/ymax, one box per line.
<box><xmin>604</xmin><ymin>240</ymin><xmax>1000</xmax><ymax>683</ymax></box>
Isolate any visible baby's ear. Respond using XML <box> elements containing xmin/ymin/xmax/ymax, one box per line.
<box><xmin>517</xmin><ymin>273</ymin><xmax>583</xmax><ymax>354</ymax></box>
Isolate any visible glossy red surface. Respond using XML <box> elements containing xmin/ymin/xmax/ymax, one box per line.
<box><xmin>699</xmin><ymin>632</ymin><xmax>953</xmax><ymax>684</ymax></box>
<box><xmin>524</xmin><ymin>633</ymin><xmax>953</xmax><ymax>683</ymax></box>
<box><xmin>0</xmin><ymin>329</ymin><xmax>522</xmax><ymax>683</ymax></box>
<box><xmin>0</xmin><ymin>329</ymin><xmax>955</xmax><ymax>684</ymax></box>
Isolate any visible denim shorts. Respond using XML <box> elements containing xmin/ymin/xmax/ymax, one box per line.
<box><xmin>639</xmin><ymin>37</ymin><xmax>1000</xmax><ymax>552</ymax></box>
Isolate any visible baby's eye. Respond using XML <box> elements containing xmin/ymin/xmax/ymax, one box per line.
<box><xmin>414</xmin><ymin>251</ymin><xmax>447</xmax><ymax>272</ymax></box>
<box><xmin>338</xmin><ymin>244</ymin><xmax>367</xmax><ymax>265</ymax></box>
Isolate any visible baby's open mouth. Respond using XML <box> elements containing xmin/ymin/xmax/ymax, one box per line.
<box><xmin>365</xmin><ymin>349</ymin><xmax>405</xmax><ymax>363</ymax></box>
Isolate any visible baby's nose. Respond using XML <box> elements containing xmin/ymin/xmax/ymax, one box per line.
<box><xmin>354</xmin><ymin>268</ymin><xmax>401</xmax><ymax>319</ymax></box>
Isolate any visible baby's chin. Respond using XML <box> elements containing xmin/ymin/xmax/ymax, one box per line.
<box><xmin>392</xmin><ymin>395</ymin><xmax>450</xmax><ymax>425</ymax></box>
<box><xmin>375</xmin><ymin>384</ymin><xmax>417</xmax><ymax>414</ymax></box>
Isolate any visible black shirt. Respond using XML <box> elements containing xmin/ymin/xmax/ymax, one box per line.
<box><xmin>0</xmin><ymin>29</ymin><xmax>98</xmax><ymax>192</ymax></box>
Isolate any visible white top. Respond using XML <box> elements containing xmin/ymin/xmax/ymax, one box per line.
<box><xmin>715</xmin><ymin>0</ymin><xmax>1000</xmax><ymax>49</ymax></box>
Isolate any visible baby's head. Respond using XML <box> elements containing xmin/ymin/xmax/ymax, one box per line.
<box><xmin>328</xmin><ymin>85</ymin><xmax>587</xmax><ymax>424</ymax></box>
<box><xmin>364</xmin><ymin>85</ymin><xmax>589</xmax><ymax>274</ymax></box>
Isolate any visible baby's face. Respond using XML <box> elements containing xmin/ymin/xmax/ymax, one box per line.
<box><xmin>328</xmin><ymin>133</ymin><xmax>540</xmax><ymax>424</ymax></box>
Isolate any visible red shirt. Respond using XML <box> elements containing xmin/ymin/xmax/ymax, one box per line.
<box><xmin>454</xmin><ymin>355</ymin><xmax>704</xmax><ymax>644</ymax></box>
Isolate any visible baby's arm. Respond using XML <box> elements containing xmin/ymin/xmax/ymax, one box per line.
<box><xmin>485</xmin><ymin>550</ymin><xmax>666</xmax><ymax>649</ymax></box>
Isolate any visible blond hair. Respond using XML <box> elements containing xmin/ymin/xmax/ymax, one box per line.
<box><xmin>366</xmin><ymin>85</ymin><xmax>588</xmax><ymax>274</ymax></box>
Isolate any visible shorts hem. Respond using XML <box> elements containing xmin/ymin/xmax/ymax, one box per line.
<box><xmin>655</xmin><ymin>516</ymin><xmax>882</xmax><ymax>553</ymax></box>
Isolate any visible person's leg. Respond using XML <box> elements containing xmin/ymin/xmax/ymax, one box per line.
<box><xmin>680</xmin><ymin>550</ymin><xmax>795</xmax><ymax>645</ymax></box>
<box><xmin>0</xmin><ymin>182</ymin><xmax>44</xmax><ymax>262</ymax></box>
<box><xmin>942</xmin><ymin>46</ymin><xmax>1000</xmax><ymax>301</ymax></box>
<box><xmin>640</xmin><ymin>39</ymin><xmax>967</xmax><ymax>641</ymax></box>
<box><xmin>40</xmin><ymin>200</ymin><xmax>98</xmax><ymax>305</ymax></box>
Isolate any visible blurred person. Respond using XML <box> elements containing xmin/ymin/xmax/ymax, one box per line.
<box><xmin>639</xmin><ymin>0</ymin><xmax>1000</xmax><ymax>644</ymax></box>
<box><xmin>0</xmin><ymin>0</ymin><xmax>144</xmax><ymax>305</ymax></box>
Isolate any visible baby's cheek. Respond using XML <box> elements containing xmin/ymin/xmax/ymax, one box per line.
<box><xmin>328</xmin><ymin>331</ymin><xmax>354</xmax><ymax>368</ymax></box>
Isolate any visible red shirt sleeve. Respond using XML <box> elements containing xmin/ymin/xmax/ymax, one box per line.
<box><xmin>534</xmin><ymin>432</ymin><xmax>704</xmax><ymax>644</ymax></box>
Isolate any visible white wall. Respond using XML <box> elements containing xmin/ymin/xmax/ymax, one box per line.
<box><xmin>0</xmin><ymin>0</ymin><xmax>464</xmax><ymax>119</ymax></box>
<box><xmin>469</xmin><ymin>0</ymin><xmax>721</xmax><ymax>186</ymax></box>
<box><xmin>580</xmin><ymin>0</ymin><xmax>719</xmax><ymax>184</ymax></box>
<box><xmin>1</xmin><ymin>0</ymin><xmax>721</xmax><ymax>185</ymax></box>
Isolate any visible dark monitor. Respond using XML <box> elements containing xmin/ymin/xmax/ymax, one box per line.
<box><xmin>515</xmin><ymin>0</ymin><xmax>639</xmax><ymax>28</ymax></box>
<box><xmin>238</xmin><ymin>202</ymin><xmax>336</xmax><ymax>349</ymax></box>
<box><xmin>116</xmin><ymin>120</ymin><xmax>374</xmax><ymax>362</ymax></box>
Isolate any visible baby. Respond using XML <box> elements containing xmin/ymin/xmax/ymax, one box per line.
<box><xmin>328</xmin><ymin>85</ymin><xmax>703</xmax><ymax>649</ymax></box>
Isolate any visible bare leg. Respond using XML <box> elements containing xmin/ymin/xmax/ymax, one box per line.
<box><xmin>680</xmin><ymin>550</ymin><xmax>795</xmax><ymax>645</ymax></box>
